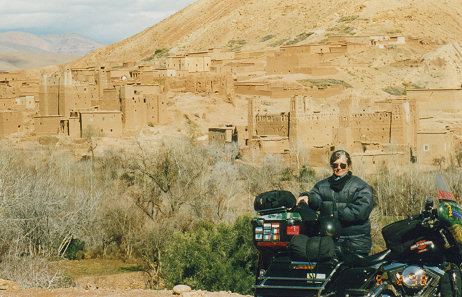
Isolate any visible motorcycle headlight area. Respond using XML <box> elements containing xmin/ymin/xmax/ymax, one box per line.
<box><xmin>401</xmin><ymin>266</ymin><xmax>428</xmax><ymax>289</ymax></box>
<box><xmin>383</xmin><ymin>263</ymin><xmax>444</xmax><ymax>292</ymax></box>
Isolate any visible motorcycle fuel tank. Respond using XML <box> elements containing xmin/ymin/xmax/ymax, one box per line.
<box><xmin>437</xmin><ymin>201</ymin><xmax>462</xmax><ymax>246</ymax></box>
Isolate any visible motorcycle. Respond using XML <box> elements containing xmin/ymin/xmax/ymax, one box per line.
<box><xmin>252</xmin><ymin>175</ymin><xmax>462</xmax><ymax>297</ymax></box>
<box><xmin>376</xmin><ymin>174</ymin><xmax>462</xmax><ymax>297</ymax></box>
<box><xmin>251</xmin><ymin>190</ymin><xmax>390</xmax><ymax>297</ymax></box>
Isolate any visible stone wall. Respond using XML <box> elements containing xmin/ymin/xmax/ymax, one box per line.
<box><xmin>407</xmin><ymin>89</ymin><xmax>462</xmax><ymax>118</ymax></box>
<box><xmin>34</xmin><ymin>115</ymin><xmax>62</xmax><ymax>135</ymax></box>
<box><xmin>417</xmin><ymin>132</ymin><xmax>456</xmax><ymax>166</ymax></box>
<box><xmin>266</xmin><ymin>43</ymin><xmax>346</xmax><ymax>75</ymax></box>
<box><xmin>234</xmin><ymin>82</ymin><xmax>344</xmax><ymax>99</ymax></box>
<box><xmin>0</xmin><ymin>111</ymin><xmax>23</xmax><ymax>137</ymax></box>
<box><xmin>100</xmin><ymin>88</ymin><xmax>120</xmax><ymax>110</ymax></box>
<box><xmin>80</xmin><ymin>111</ymin><xmax>123</xmax><ymax>137</ymax></box>
<box><xmin>245</xmin><ymin>95</ymin><xmax>419</xmax><ymax>171</ymax></box>
<box><xmin>349</xmin><ymin>112</ymin><xmax>391</xmax><ymax>143</ymax></box>
<box><xmin>166</xmin><ymin>72</ymin><xmax>234</xmax><ymax>101</ymax></box>
<box><xmin>255</xmin><ymin>113</ymin><xmax>289</xmax><ymax>136</ymax></box>
<box><xmin>120</xmin><ymin>84</ymin><xmax>164</xmax><ymax>130</ymax></box>
<box><xmin>209</xmin><ymin>126</ymin><xmax>235</xmax><ymax>144</ymax></box>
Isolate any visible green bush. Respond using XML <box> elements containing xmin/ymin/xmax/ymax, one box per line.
<box><xmin>285</xmin><ymin>32</ymin><xmax>314</xmax><ymax>46</ymax></box>
<box><xmin>382</xmin><ymin>86</ymin><xmax>406</xmax><ymax>96</ymax></box>
<box><xmin>260</xmin><ymin>34</ymin><xmax>275</xmax><ymax>42</ymax></box>
<box><xmin>270</xmin><ymin>38</ymin><xmax>289</xmax><ymax>47</ymax></box>
<box><xmin>297</xmin><ymin>79</ymin><xmax>352</xmax><ymax>89</ymax></box>
<box><xmin>162</xmin><ymin>215</ymin><xmax>258</xmax><ymax>294</ymax></box>
<box><xmin>338</xmin><ymin>15</ymin><xmax>359</xmax><ymax>23</ymax></box>
<box><xmin>64</xmin><ymin>239</ymin><xmax>85</xmax><ymax>260</ymax></box>
<box><xmin>298</xmin><ymin>165</ymin><xmax>316</xmax><ymax>183</ymax></box>
<box><xmin>142</xmin><ymin>48</ymin><xmax>170</xmax><ymax>62</ymax></box>
<box><xmin>227</xmin><ymin>40</ymin><xmax>247</xmax><ymax>51</ymax></box>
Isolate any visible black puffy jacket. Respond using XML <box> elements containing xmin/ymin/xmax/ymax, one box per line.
<box><xmin>300</xmin><ymin>174</ymin><xmax>374</xmax><ymax>254</ymax></box>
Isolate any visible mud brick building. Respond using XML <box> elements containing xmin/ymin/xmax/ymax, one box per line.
<box><xmin>37</xmin><ymin>67</ymin><xmax>166</xmax><ymax>136</ymax></box>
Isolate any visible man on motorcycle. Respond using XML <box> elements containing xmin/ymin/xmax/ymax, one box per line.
<box><xmin>296</xmin><ymin>150</ymin><xmax>374</xmax><ymax>256</ymax></box>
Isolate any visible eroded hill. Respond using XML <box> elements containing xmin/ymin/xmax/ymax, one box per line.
<box><xmin>71</xmin><ymin>0</ymin><xmax>462</xmax><ymax>66</ymax></box>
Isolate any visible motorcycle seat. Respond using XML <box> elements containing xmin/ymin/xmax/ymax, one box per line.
<box><xmin>341</xmin><ymin>249</ymin><xmax>391</xmax><ymax>266</ymax></box>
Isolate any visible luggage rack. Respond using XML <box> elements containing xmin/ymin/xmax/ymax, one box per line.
<box><xmin>253</xmin><ymin>260</ymin><xmax>343</xmax><ymax>297</ymax></box>
<box><xmin>257</xmin><ymin>206</ymin><xmax>292</xmax><ymax>215</ymax></box>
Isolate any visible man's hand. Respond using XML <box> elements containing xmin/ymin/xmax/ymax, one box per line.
<box><xmin>296</xmin><ymin>195</ymin><xmax>309</xmax><ymax>206</ymax></box>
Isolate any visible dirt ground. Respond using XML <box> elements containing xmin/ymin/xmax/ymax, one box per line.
<box><xmin>0</xmin><ymin>289</ymin><xmax>250</xmax><ymax>297</ymax></box>
<box><xmin>0</xmin><ymin>272</ymin><xmax>252</xmax><ymax>297</ymax></box>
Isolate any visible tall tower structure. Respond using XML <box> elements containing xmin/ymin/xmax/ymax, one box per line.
<box><xmin>248</xmin><ymin>96</ymin><xmax>262</xmax><ymax>140</ymax></box>
<box><xmin>289</xmin><ymin>95</ymin><xmax>309</xmax><ymax>150</ymax></box>
<box><xmin>58</xmin><ymin>70</ymin><xmax>73</xmax><ymax>117</ymax></box>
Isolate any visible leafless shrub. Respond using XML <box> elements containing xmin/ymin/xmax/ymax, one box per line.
<box><xmin>371</xmin><ymin>166</ymin><xmax>434</xmax><ymax>218</ymax></box>
<box><xmin>99</xmin><ymin>198</ymin><xmax>145</xmax><ymax>259</ymax></box>
<box><xmin>238</xmin><ymin>154</ymin><xmax>287</xmax><ymax>196</ymax></box>
<box><xmin>366</xmin><ymin>166</ymin><xmax>462</xmax><ymax>250</ymax></box>
<box><xmin>0</xmin><ymin>144</ymin><xmax>103</xmax><ymax>260</ymax></box>
<box><xmin>0</xmin><ymin>255</ymin><xmax>74</xmax><ymax>289</ymax></box>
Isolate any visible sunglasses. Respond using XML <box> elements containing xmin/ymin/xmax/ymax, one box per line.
<box><xmin>331</xmin><ymin>163</ymin><xmax>347</xmax><ymax>169</ymax></box>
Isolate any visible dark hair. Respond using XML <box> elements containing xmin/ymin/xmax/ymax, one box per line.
<box><xmin>330</xmin><ymin>150</ymin><xmax>351</xmax><ymax>166</ymax></box>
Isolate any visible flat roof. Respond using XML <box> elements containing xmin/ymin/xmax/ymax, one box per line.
<box><xmin>254</xmin><ymin>136</ymin><xmax>288</xmax><ymax>141</ymax></box>
<box><xmin>352</xmin><ymin>151</ymin><xmax>406</xmax><ymax>157</ymax></box>
<box><xmin>329</xmin><ymin>34</ymin><xmax>403</xmax><ymax>38</ymax></box>
<box><xmin>281</xmin><ymin>43</ymin><xmax>346</xmax><ymax>48</ymax></box>
<box><xmin>33</xmin><ymin>115</ymin><xmax>63</xmax><ymax>118</ymax></box>
<box><xmin>209</xmin><ymin>127</ymin><xmax>235</xmax><ymax>131</ymax></box>
<box><xmin>407</xmin><ymin>88</ymin><xmax>462</xmax><ymax>92</ymax></box>
<box><xmin>234</xmin><ymin>82</ymin><xmax>268</xmax><ymax>86</ymax></box>
<box><xmin>417</xmin><ymin>131</ymin><xmax>449</xmax><ymax>135</ymax></box>
<box><xmin>80</xmin><ymin>110</ymin><xmax>121</xmax><ymax>114</ymax></box>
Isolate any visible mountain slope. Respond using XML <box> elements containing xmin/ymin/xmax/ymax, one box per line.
<box><xmin>71</xmin><ymin>0</ymin><xmax>462</xmax><ymax>66</ymax></box>
<box><xmin>405</xmin><ymin>42</ymin><xmax>462</xmax><ymax>89</ymax></box>
<box><xmin>41</xmin><ymin>33</ymin><xmax>103</xmax><ymax>55</ymax></box>
<box><xmin>0</xmin><ymin>31</ymin><xmax>103</xmax><ymax>56</ymax></box>
<box><xmin>0</xmin><ymin>41</ymin><xmax>50</xmax><ymax>54</ymax></box>
<box><xmin>0</xmin><ymin>52</ymin><xmax>78</xmax><ymax>71</ymax></box>
<box><xmin>0</xmin><ymin>32</ymin><xmax>54</xmax><ymax>53</ymax></box>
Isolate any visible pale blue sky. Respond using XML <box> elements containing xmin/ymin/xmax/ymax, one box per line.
<box><xmin>0</xmin><ymin>0</ymin><xmax>196</xmax><ymax>44</ymax></box>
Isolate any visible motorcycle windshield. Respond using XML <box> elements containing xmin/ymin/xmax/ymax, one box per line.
<box><xmin>436</xmin><ymin>174</ymin><xmax>456</xmax><ymax>202</ymax></box>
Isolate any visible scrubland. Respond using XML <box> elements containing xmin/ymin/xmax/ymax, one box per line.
<box><xmin>0</xmin><ymin>137</ymin><xmax>460</xmax><ymax>294</ymax></box>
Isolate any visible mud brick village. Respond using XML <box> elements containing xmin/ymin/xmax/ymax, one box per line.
<box><xmin>1</xmin><ymin>34</ymin><xmax>462</xmax><ymax>173</ymax></box>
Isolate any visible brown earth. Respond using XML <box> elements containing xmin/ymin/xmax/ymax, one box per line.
<box><xmin>70</xmin><ymin>0</ymin><xmax>462</xmax><ymax>66</ymax></box>
<box><xmin>0</xmin><ymin>272</ymin><xmax>251</xmax><ymax>297</ymax></box>
<box><xmin>0</xmin><ymin>288</ymin><xmax>250</xmax><ymax>297</ymax></box>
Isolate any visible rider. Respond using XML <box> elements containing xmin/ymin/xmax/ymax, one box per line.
<box><xmin>296</xmin><ymin>150</ymin><xmax>374</xmax><ymax>256</ymax></box>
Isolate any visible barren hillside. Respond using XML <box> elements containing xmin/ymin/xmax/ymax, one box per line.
<box><xmin>0</xmin><ymin>52</ymin><xmax>78</xmax><ymax>71</ymax></box>
<box><xmin>71</xmin><ymin>0</ymin><xmax>462</xmax><ymax>66</ymax></box>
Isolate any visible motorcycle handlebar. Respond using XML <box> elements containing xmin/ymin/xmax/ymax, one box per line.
<box><xmin>408</xmin><ymin>209</ymin><xmax>437</xmax><ymax>221</ymax></box>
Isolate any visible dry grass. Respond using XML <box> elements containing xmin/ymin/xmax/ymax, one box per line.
<box><xmin>58</xmin><ymin>259</ymin><xmax>144</xmax><ymax>277</ymax></box>
<box><xmin>0</xmin><ymin>256</ymin><xmax>75</xmax><ymax>289</ymax></box>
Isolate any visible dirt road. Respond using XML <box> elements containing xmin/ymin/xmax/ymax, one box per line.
<box><xmin>0</xmin><ymin>288</ymin><xmax>251</xmax><ymax>297</ymax></box>
<box><xmin>0</xmin><ymin>272</ymin><xmax>252</xmax><ymax>297</ymax></box>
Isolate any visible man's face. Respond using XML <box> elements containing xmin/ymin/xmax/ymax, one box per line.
<box><xmin>331</xmin><ymin>155</ymin><xmax>349</xmax><ymax>177</ymax></box>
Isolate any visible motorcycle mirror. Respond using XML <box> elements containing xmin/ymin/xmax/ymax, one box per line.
<box><xmin>424</xmin><ymin>198</ymin><xmax>433</xmax><ymax>211</ymax></box>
